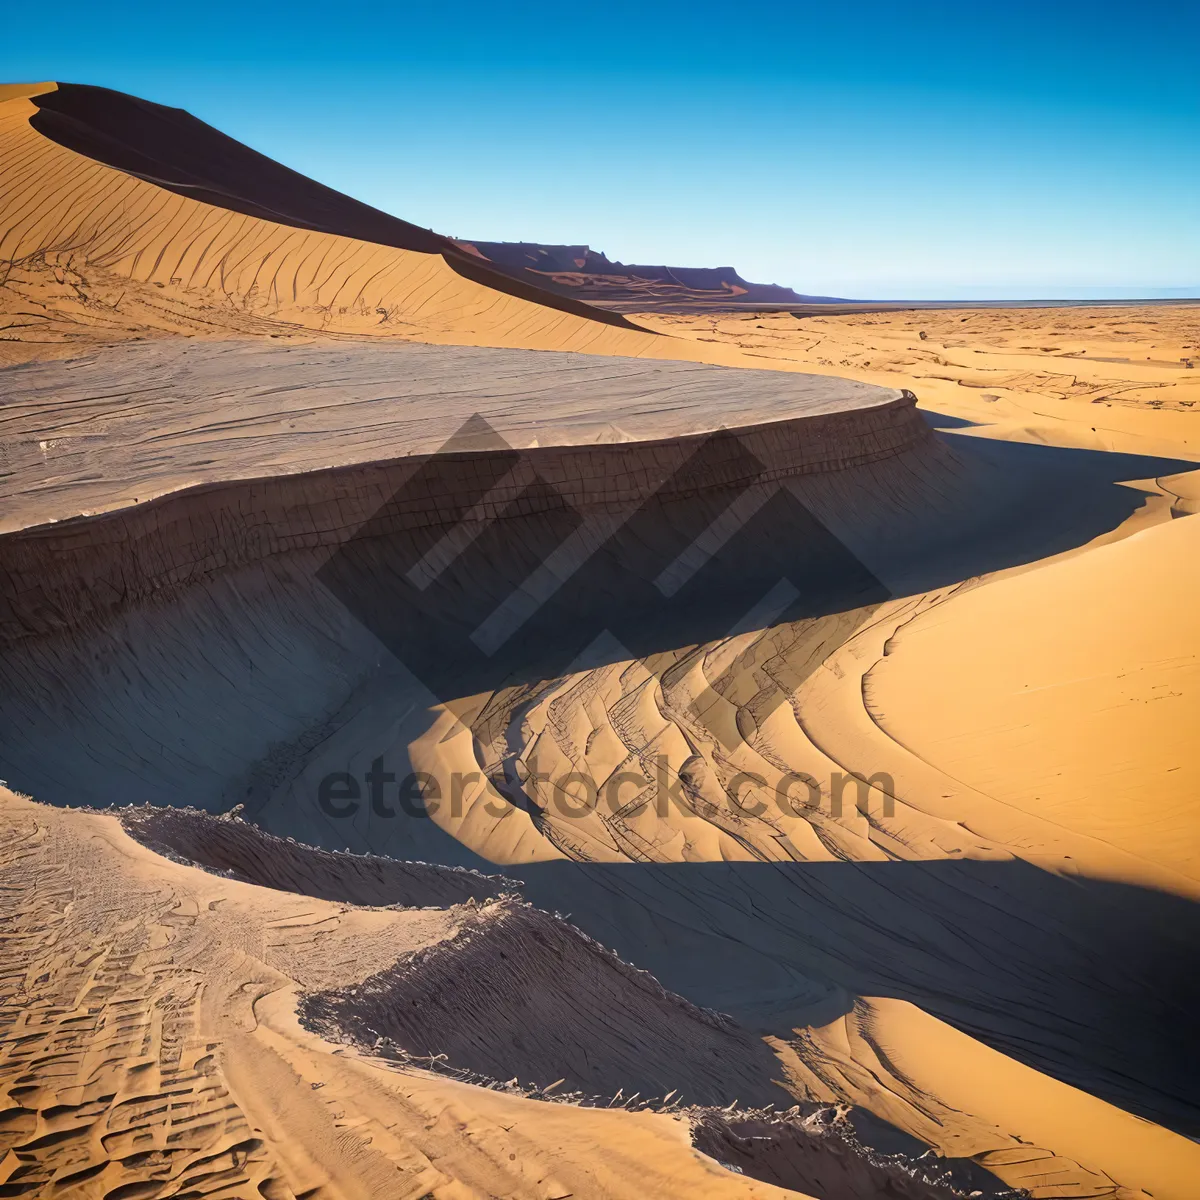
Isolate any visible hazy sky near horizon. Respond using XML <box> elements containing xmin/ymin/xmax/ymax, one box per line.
<box><xmin>3</xmin><ymin>0</ymin><xmax>1197</xmax><ymax>299</ymax></box>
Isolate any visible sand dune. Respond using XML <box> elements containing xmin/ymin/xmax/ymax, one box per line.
<box><xmin>0</xmin><ymin>83</ymin><xmax>820</xmax><ymax>370</ymax></box>
<box><xmin>0</xmin><ymin>82</ymin><xmax>646</xmax><ymax>361</ymax></box>
<box><xmin>2</xmin><ymin>77</ymin><xmax>1198</xmax><ymax>1200</ymax></box>
<box><xmin>0</xmin><ymin>788</ymin><xmax>816</xmax><ymax>1199</ymax></box>
<box><xmin>4</xmin><ymin>787</ymin><xmax>1033</xmax><ymax>1200</ymax></box>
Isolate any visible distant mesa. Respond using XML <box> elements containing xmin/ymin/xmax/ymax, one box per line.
<box><xmin>457</xmin><ymin>240</ymin><xmax>846</xmax><ymax>312</ymax></box>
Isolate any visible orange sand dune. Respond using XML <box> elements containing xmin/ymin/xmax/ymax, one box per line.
<box><xmin>0</xmin><ymin>82</ymin><xmax>803</xmax><ymax>371</ymax></box>
<box><xmin>868</xmin><ymin>513</ymin><xmax>1200</xmax><ymax>882</ymax></box>
<box><xmin>4</xmin><ymin>788</ymin><xmax>1037</xmax><ymax>1200</ymax></box>
<box><xmin>2</xmin><ymin>78</ymin><xmax>1199</xmax><ymax>1200</ymax></box>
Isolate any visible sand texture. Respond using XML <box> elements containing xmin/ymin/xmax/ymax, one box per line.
<box><xmin>0</xmin><ymin>339</ymin><xmax>907</xmax><ymax>534</ymax></box>
<box><xmin>2</xmin><ymin>79</ymin><xmax>1199</xmax><ymax>1200</ymax></box>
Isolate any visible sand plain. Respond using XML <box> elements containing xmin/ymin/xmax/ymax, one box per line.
<box><xmin>1</xmin><ymin>80</ymin><xmax>1199</xmax><ymax>1200</ymax></box>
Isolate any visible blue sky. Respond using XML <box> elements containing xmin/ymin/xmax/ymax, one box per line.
<box><xmin>3</xmin><ymin>0</ymin><xmax>1197</xmax><ymax>299</ymax></box>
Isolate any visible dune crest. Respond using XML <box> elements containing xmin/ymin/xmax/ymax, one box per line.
<box><xmin>0</xmin><ymin>83</ymin><xmax>820</xmax><ymax>370</ymax></box>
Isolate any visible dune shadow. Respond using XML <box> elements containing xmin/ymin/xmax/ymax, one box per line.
<box><xmin>511</xmin><ymin>857</ymin><xmax>1200</xmax><ymax>1137</ymax></box>
<box><xmin>919</xmin><ymin>410</ymin><xmax>981</xmax><ymax>429</ymax></box>
<box><xmin>315</xmin><ymin>428</ymin><xmax>1198</xmax><ymax>711</ymax></box>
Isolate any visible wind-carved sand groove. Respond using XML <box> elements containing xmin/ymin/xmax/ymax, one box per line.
<box><xmin>1</xmin><ymin>790</ymin><xmax>1045</xmax><ymax>1200</ymax></box>
<box><xmin>5</xmin><ymin>791</ymin><xmax>1031</xmax><ymax>1200</ymax></box>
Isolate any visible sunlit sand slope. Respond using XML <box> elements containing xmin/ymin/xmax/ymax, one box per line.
<box><xmin>1</xmin><ymin>82</ymin><xmax>781</xmax><ymax>368</ymax></box>
<box><xmin>779</xmin><ymin>995</ymin><xmax>1200</xmax><ymax>1199</ymax></box>
<box><xmin>868</xmin><ymin>513</ymin><xmax>1200</xmax><ymax>881</ymax></box>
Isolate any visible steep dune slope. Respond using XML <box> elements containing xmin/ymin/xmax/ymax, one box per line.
<box><xmin>0</xmin><ymin>83</ymin><xmax>640</xmax><ymax>359</ymax></box>
<box><xmin>0</xmin><ymin>82</ymin><xmax>806</xmax><ymax>367</ymax></box>
<box><xmin>302</xmin><ymin>897</ymin><xmax>790</xmax><ymax>1107</ymax></box>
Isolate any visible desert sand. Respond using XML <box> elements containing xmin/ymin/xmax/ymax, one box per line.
<box><xmin>2</xmin><ymin>80</ymin><xmax>1199</xmax><ymax>1200</ymax></box>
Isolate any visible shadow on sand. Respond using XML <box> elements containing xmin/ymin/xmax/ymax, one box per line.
<box><xmin>514</xmin><ymin>857</ymin><xmax>1200</xmax><ymax>1138</ymax></box>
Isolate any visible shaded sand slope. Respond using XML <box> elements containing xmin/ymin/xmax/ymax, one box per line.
<box><xmin>302</xmin><ymin>897</ymin><xmax>789</xmax><ymax>1107</ymax></box>
<box><xmin>123</xmin><ymin>804</ymin><xmax>511</xmax><ymax>908</ymax></box>
<box><xmin>516</xmin><ymin>856</ymin><xmax>1200</xmax><ymax>1137</ymax></box>
<box><xmin>870</xmin><ymin>515</ymin><xmax>1200</xmax><ymax>878</ymax></box>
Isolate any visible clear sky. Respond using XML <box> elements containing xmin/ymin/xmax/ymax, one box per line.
<box><xmin>3</xmin><ymin>0</ymin><xmax>1197</xmax><ymax>299</ymax></box>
